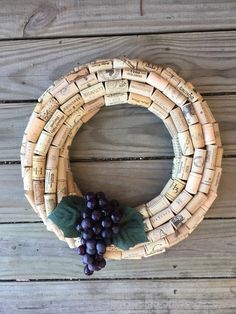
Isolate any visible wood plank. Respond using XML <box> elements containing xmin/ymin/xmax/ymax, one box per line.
<box><xmin>0</xmin><ymin>95</ymin><xmax>235</xmax><ymax>161</ymax></box>
<box><xmin>0</xmin><ymin>158</ymin><xmax>235</xmax><ymax>223</ymax></box>
<box><xmin>1</xmin><ymin>31</ymin><xmax>236</xmax><ymax>100</ymax></box>
<box><xmin>1</xmin><ymin>219</ymin><xmax>236</xmax><ymax>280</ymax></box>
<box><xmin>1</xmin><ymin>279</ymin><xmax>236</xmax><ymax>314</ymax></box>
<box><xmin>1</xmin><ymin>0</ymin><xmax>236</xmax><ymax>38</ymax></box>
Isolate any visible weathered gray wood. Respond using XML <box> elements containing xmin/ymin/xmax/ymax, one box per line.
<box><xmin>1</xmin><ymin>0</ymin><xmax>236</xmax><ymax>38</ymax></box>
<box><xmin>0</xmin><ymin>95</ymin><xmax>235</xmax><ymax>161</ymax></box>
<box><xmin>1</xmin><ymin>279</ymin><xmax>236</xmax><ymax>314</ymax></box>
<box><xmin>0</xmin><ymin>158</ymin><xmax>235</xmax><ymax>222</ymax></box>
<box><xmin>1</xmin><ymin>32</ymin><xmax>236</xmax><ymax>100</ymax></box>
<box><xmin>1</xmin><ymin>219</ymin><xmax>236</xmax><ymax>280</ymax></box>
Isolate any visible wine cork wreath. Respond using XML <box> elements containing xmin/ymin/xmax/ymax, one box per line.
<box><xmin>21</xmin><ymin>57</ymin><xmax>223</xmax><ymax>261</ymax></box>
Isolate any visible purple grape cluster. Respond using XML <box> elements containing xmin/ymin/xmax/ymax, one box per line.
<box><xmin>76</xmin><ymin>192</ymin><xmax>122</xmax><ymax>276</ymax></box>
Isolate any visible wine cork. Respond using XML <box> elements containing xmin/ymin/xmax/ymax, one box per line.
<box><xmin>23</xmin><ymin>167</ymin><xmax>33</xmax><ymax>191</ymax></box>
<box><xmin>147</xmin><ymin>221</ymin><xmax>175</xmax><ymax>242</ymax></box>
<box><xmin>60</xmin><ymin>94</ymin><xmax>84</xmax><ymax>116</ymax></box>
<box><xmin>26</xmin><ymin>116</ymin><xmax>45</xmax><ymax>143</ymax></box>
<box><xmin>146</xmin><ymin>195</ymin><xmax>170</xmax><ymax>216</ymax></box>
<box><xmin>64</xmin><ymin>238</ymin><xmax>76</xmax><ymax>249</ymax></box>
<box><xmin>37</xmin><ymin>89</ymin><xmax>53</xmax><ymax>107</ymax></box>
<box><xmin>113</xmin><ymin>57</ymin><xmax>138</xmax><ymax>69</ymax></box>
<box><xmin>164</xmin><ymin>178</ymin><xmax>186</xmax><ymax>201</ymax></box>
<box><xmin>80</xmin><ymin>82</ymin><xmax>106</xmax><ymax>103</ymax></box>
<box><xmin>105</xmin><ymin>79</ymin><xmax>129</xmax><ymax>94</ymax></box>
<box><xmin>54</xmin><ymin>82</ymin><xmax>79</xmax><ymax>104</ymax></box>
<box><xmin>216</xmin><ymin>147</ymin><xmax>223</xmax><ymax>167</ymax></box>
<box><xmin>181</xmin><ymin>103</ymin><xmax>199</xmax><ymax>125</ymax></box>
<box><xmin>204</xmin><ymin>190</ymin><xmax>217</xmax><ymax>209</ymax></box>
<box><xmin>122</xmin><ymin>246</ymin><xmax>145</xmax><ymax>259</ymax></box>
<box><xmin>68</xmin><ymin>120</ymin><xmax>83</xmax><ymax>139</ymax></box>
<box><xmin>170</xmin><ymin>208</ymin><xmax>192</xmax><ymax>229</ymax></box>
<box><xmin>44</xmin><ymin>110</ymin><xmax>67</xmax><ymax>135</ymax></box>
<box><xmin>35</xmin><ymin>204</ymin><xmax>47</xmax><ymax>225</ymax></box>
<box><xmin>199</xmin><ymin>168</ymin><xmax>215</xmax><ymax>194</ymax></box>
<box><xmin>104</xmin><ymin>93</ymin><xmax>128</xmax><ymax>106</ymax></box>
<box><xmin>65</xmin><ymin>108</ymin><xmax>85</xmax><ymax>128</ymax></box>
<box><xmin>135</xmin><ymin>204</ymin><xmax>149</xmax><ymax>218</ymax></box>
<box><xmin>39</xmin><ymin>99</ymin><xmax>59</xmax><ymax>122</ymax></box>
<box><xmin>57</xmin><ymin>157</ymin><xmax>67</xmax><ymax>181</ymax></box>
<box><xmin>150</xmin><ymin>207</ymin><xmax>174</xmax><ymax>228</ymax></box>
<box><xmin>172</xmin><ymin>157</ymin><xmax>181</xmax><ymax>179</ymax></box>
<box><xmin>213</xmin><ymin>123</ymin><xmax>222</xmax><ymax>147</ymax></box>
<box><xmin>161</xmin><ymin>178</ymin><xmax>174</xmax><ymax>196</ymax></box>
<box><xmin>185</xmin><ymin>172</ymin><xmax>202</xmax><ymax>195</ymax></box>
<box><xmin>137</xmin><ymin>60</ymin><xmax>162</xmax><ymax>73</ymax></box>
<box><xmin>151</xmin><ymin>89</ymin><xmax>175</xmax><ymax>113</ymax></box>
<box><xmin>169</xmin><ymin>75</ymin><xmax>182</xmax><ymax>88</ymax></box>
<box><xmin>97</xmin><ymin>68</ymin><xmax>122</xmax><ymax>82</ymax></box>
<box><xmin>210</xmin><ymin>167</ymin><xmax>222</xmax><ymax>193</ymax></box>
<box><xmin>170</xmin><ymin>190</ymin><xmax>192</xmax><ymax>214</ymax></box>
<box><xmin>177</xmin><ymin>81</ymin><xmax>198</xmax><ymax>102</ymax></box>
<box><xmin>82</xmin><ymin>97</ymin><xmax>105</xmax><ymax>113</ymax></box>
<box><xmin>33</xmin><ymin>180</ymin><xmax>45</xmax><ymax>205</ymax></box>
<box><xmin>46</xmin><ymin>146</ymin><xmax>59</xmax><ymax>169</ymax></box>
<box><xmin>50</xmin><ymin>78</ymin><xmax>68</xmax><ymax>96</ymax></box>
<box><xmin>128</xmin><ymin>92</ymin><xmax>151</xmax><ymax>108</ymax></box>
<box><xmin>23</xmin><ymin>142</ymin><xmax>36</xmax><ymax>167</ymax></box>
<box><xmin>146</xmin><ymin>72</ymin><xmax>169</xmax><ymax>91</ymax></box>
<box><xmin>163</xmin><ymin>84</ymin><xmax>187</xmax><ymax>107</ymax></box>
<box><xmin>143</xmin><ymin>218</ymin><xmax>153</xmax><ymax>231</ymax></box>
<box><xmin>185</xmin><ymin>191</ymin><xmax>207</xmax><ymax>214</ymax></box>
<box><xmin>129</xmin><ymin>80</ymin><xmax>154</xmax><ymax>98</ymax></box>
<box><xmin>144</xmin><ymin>239</ymin><xmax>168</xmax><ymax>257</ymax></box>
<box><xmin>44</xmin><ymin>194</ymin><xmax>57</xmax><ymax>215</ymax></box>
<box><xmin>52</xmin><ymin>124</ymin><xmax>71</xmax><ymax>148</ymax></box>
<box><xmin>123</xmin><ymin>68</ymin><xmax>147</xmax><ymax>82</ymax></box>
<box><xmin>88</xmin><ymin>60</ymin><xmax>113</xmax><ymax>73</ymax></box>
<box><xmin>66</xmin><ymin>66</ymin><xmax>89</xmax><ymax>83</ymax></box>
<box><xmin>81</xmin><ymin>108</ymin><xmax>100</xmax><ymax>123</ymax></box>
<box><xmin>202</xmin><ymin>123</ymin><xmax>216</xmax><ymax>145</ymax></box>
<box><xmin>178</xmin><ymin>131</ymin><xmax>194</xmax><ymax>156</ymax></box>
<box><xmin>32</xmin><ymin>156</ymin><xmax>45</xmax><ymax>180</ymax></box>
<box><xmin>166</xmin><ymin>224</ymin><xmax>189</xmax><ymax>247</ymax></box>
<box><xmin>191</xmin><ymin>148</ymin><xmax>207</xmax><ymax>174</ymax></box>
<box><xmin>205</xmin><ymin>145</ymin><xmax>217</xmax><ymax>169</ymax></box>
<box><xmin>104</xmin><ymin>249</ymin><xmax>122</xmax><ymax>260</ymax></box>
<box><xmin>57</xmin><ymin>180</ymin><xmax>67</xmax><ymax>203</ymax></box>
<box><xmin>189</xmin><ymin>123</ymin><xmax>205</xmax><ymax>148</ymax></box>
<box><xmin>45</xmin><ymin>168</ymin><xmax>57</xmax><ymax>193</ymax></box>
<box><xmin>160</xmin><ymin>68</ymin><xmax>172</xmax><ymax>80</ymax></box>
<box><xmin>192</xmin><ymin>100</ymin><xmax>215</xmax><ymax>125</ymax></box>
<box><xmin>176</xmin><ymin>156</ymin><xmax>193</xmax><ymax>181</ymax></box>
<box><xmin>170</xmin><ymin>107</ymin><xmax>188</xmax><ymax>133</ymax></box>
<box><xmin>148</xmin><ymin>102</ymin><xmax>168</xmax><ymax>120</ymax></box>
<box><xmin>185</xmin><ymin>207</ymin><xmax>205</xmax><ymax>231</ymax></box>
<box><xmin>34</xmin><ymin>131</ymin><xmax>53</xmax><ymax>156</ymax></box>
<box><xmin>163</xmin><ymin>116</ymin><xmax>178</xmax><ymax>138</ymax></box>
<box><xmin>75</xmin><ymin>73</ymin><xmax>98</xmax><ymax>91</ymax></box>
<box><xmin>172</xmin><ymin>138</ymin><xmax>182</xmax><ymax>158</ymax></box>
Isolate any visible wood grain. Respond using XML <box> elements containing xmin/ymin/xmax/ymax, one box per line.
<box><xmin>0</xmin><ymin>158</ymin><xmax>235</xmax><ymax>222</ymax></box>
<box><xmin>1</xmin><ymin>31</ymin><xmax>236</xmax><ymax>100</ymax></box>
<box><xmin>1</xmin><ymin>279</ymin><xmax>236</xmax><ymax>314</ymax></box>
<box><xmin>1</xmin><ymin>219</ymin><xmax>236</xmax><ymax>280</ymax></box>
<box><xmin>1</xmin><ymin>0</ymin><xmax>236</xmax><ymax>38</ymax></box>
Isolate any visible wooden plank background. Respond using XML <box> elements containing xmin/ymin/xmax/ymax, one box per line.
<box><xmin>0</xmin><ymin>1</ymin><xmax>236</xmax><ymax>313</ymax></box>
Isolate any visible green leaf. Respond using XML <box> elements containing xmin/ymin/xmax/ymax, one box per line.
<box><xmin>48</xmin><ymin>195</ymin><xmax>86</xmax><ymax>238</ymax></box>
<box><xmin>112</xmin><ymin>207</ymin><xmax>148</xmax><ymax>250</ymax></box>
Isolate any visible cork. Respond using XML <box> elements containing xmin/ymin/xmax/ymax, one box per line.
<box><xmin>185</xmin><ymin>191</ymin><xmax>207</xmax><ymax>214</ymax></box>
<box><xmin>32</xmin><ymin>155</ymin><xmax>46</xmax><ymax>180</ymax></box>
<box><xmin>199</xmin><ymin>168</ymin><xmax>215</xmax><ymax>194</ymax></box>
<box><xmin>170</xmin><ymin>208</ymin><xmax>192</xmax><ymax>229</ymax></box>
<box><xmin>146</xmin><ymin>72</ymin><xmax>169</xmax><ymax>91</ymax></box>
<box><xmin>57</xmin><ymin>157</ymin><xmax>67</xmax><ymax>181</ymax></box>
<box><xmin>26</xmin><ymin>116</ymin><xmax>45</xmax><ymax>143</ymax></box>
<box><xmin>177</xmin><ymin>81</ymin><xmax>198</xmax><ymax>102</ymax></box>
<box><xmin>67</xmin><ymin>170</ymin><xmax>77</xmax><ymax>195</ymax></box>
<box><xmin>181</xmin><ymin>103</ymin><xmax>199</xmax><ymax>125</ymax></box>
<box><xmin>88</xmin><ymin>60</ymin><xmax>113</xmax><ymax>73</ymax></box>
<box><xmin>216</xmin><ymin>147</ymin><xmax>223</xmax><ymax>167</ymax></box>
<box><xmin>163</xmin><ymin>116</ymin><xmax>178</xmax><ymax>138</ymax></box>
<box><xmin>164</xmin><ymin>178</ymin><xmax>186</xmax><ymax>201</ymax></box>
<box><xmin>172</xmin><ymin>157</ymin><xmax>181</xmax><ymax>179</ymax></box>
<box><xmin>210</xmin><ymin>167</ymin><xmax>222</xmax><ymax>193</ymax></box>
<box><xmin>65</xmin><ymin>108</ymin><xmax>85</xmax><ymax>128</ymax></box>
<box><xmin>104</xmin><ymin>93</ymin><xmax>128</xmax><ymax>106</ymax></box>
<box><xmin>49</xmin><ymin>78</ymin><xmax>68</xmax><ymax>96</ymax></box>
<box><xmin>54</xmin><ymin>82</ymin><xmax>79</xmax><ymax>104</ymax></box>
<box><xmin>192</xmin><ymin>100</ymin><xmax>215</xmax><ymax>125</ymax></box>
<box><xmin>135</xmin><ymin>204</ymin><xmax>149</xmax><ymax>218</ymax></box>
<box><xmin>35</xmin><ymin>204</ymin><xmax>47</xmax><ymax>225</ymax></box>
<box><xmin>80</xmin><ymin>82</ymin><xmax>106</xmax><ymax>103</ymax></box>
<box><xmin>66</xmin><ymin>66</ymin><xmax>89</xmax><ymax>83</ymax></box>
<box><xmin>202</xmin><ymin>124</ymin><xmax>216</xmax><ymax>146</ymax></box>
<box><xmin>105</xmin><ymin>79</ymin><xmax>129</xmax><ymax>94</ymax></box>
<box><xmin>81</xmin><ymin>108</ymin><xmax>100</xmax><ymax>123</ymax></box>
<box><xmin>176</xmin><ymin>156</ymin><xmax>193</xmax><ymax>181</ymax></box>
<box><xmin>46</xmin><ymin>146</ymin><xmax>59</xmax><ymax>170</ymax></box>
<box><xmin>166</xmin><ymin>224</ymin><xmax>189</xmax><ymax>247</ymax></box>
<box><xmin>44</xmin><ymin>193</ymin><xmax>57</xmax><ymax>215</ymax></box>
<box><xmin>163</xmin><ymin>84</ymin><xmax>187</xmax><ymax>107</ymax></box>
<box><xmin>169</xmin><ymin>190</ymin><xmax>192</xmax><ymax>214</ymax></box>
<box><xmin>44</xmin><ymin>110</ymin><xmax>67</xmax><ymax>135</ymax></box>
<box><xmin>146</xmin><ymin>195</ymin><xmax>170</xmax><ymax>216</ymax></box>
<box><xmin>128</xmin><ymin>92</ymin><xmax>151</xmax><ymax>108</ymax></box>
<box><xmin>189</xmin><ymin>123</ymin><xmax>205</xmax><ymax>148</ymax></box>
<box><xmin>144</xmin><ymin>239</ymin><xmax>168</xmax><ymax>257</ymax></box>
<box><xmin>205</xmin><ymin>145</ymin><xmax>217</xmax><ymax>169</ymax></box>
<box><xmin>34</xmin><ymin>131</ymin><xmax>53</xmax><ymax>156</ymax></box>
<box><xmin>23</xmin><ymin>167</ymin><xmax>33</xmax><ymax>191</ymax></box>
<box><xmin>213</xmin><ymin>123</ymin><xmax>222</xmax><ymax>147</ymax></box>
<box><xmin>178</xmin><ymin>131</ymin><xmax>194</xmax><ymax>156</ymax></box>
<box><xmin>121</xmin><ymin>246</ymin><xmax>145</xmax><ymax>259</ymax></box>
<box><xmin>104</xmin><ymin>249</ymin><xmax>122</xmax><ymax>260</ymax></box>
<box><xmin>150</xmin><ymin>207</ymin><xmax>174</xmax><ymax>228</ymax></box>
<box><xmin>169</xmin><ymin>75</ymin><xmax>182</xmax><ymax>88</ymax></box>
<box><xmin>60</xmin><ymin>94</ymin><xmax>84</xmax><ymax>116</ymax></box>
<box><xmin>97</xmin><ymin>68</ymin><xmax>122</xmax><ymax>82</ymax></box>
<box><xmin>151</xmin><ymin>89</ymin><xmax>175</xmax><ymax>113</ymax></box>
<box><xmin>147</xmin><ymin>221</ymin><xmax>175</xmax><ymax>242</ymax></box>
<box><xmin>160</xmin><ymin>178</ymin><xmax>174</xmax><ymax>196</ymax></box>
<box><xmin>75</xmin><ymin>73</ymin><xmax>98</xmax><ymax>91</ymax></box>
<box><xmin>129</xmin><ymin>80</ymin><xmax>154</xmax><ymax>98</ymax></box>
<box><xmin>23</xmin><ymin>142</ymin><xmax>36</xmax><ymax>167</ymax></box>
<box><xmin>83</xmin><ymin>97</ymin><xmax>105</xmax><ymax>112</ymax></box>
<box><xmin>185</xmin><ymin>172</ymin><xmax>202</xmax><ymax>195</ymax></box>
<box><xmin>65</xmin><ymin>238</ymin><xmax>76</xmax><ymax>249</ymax></box>
<box><xmin>67</xmin><ymin>120</ymin><xmax>83</xmax><ymax>139</ymax></box>
<box><xmin>191</xmin><ymin>148</ymin><xmax>207</xmax><ymax>174</ymax></box>
<box><xmin>204</xmin><ymin>190</ymin><xmax>217</xmax><ymax>209</ymax></box>
<box><xmin>143</xmin><ymin>218</ymin><xmax>153</xmax><ymax>231</ymax></box>
<box><xmin>33</xmin><ymin>180</ymin><xmax>45</xmax><ymax>205</ymax></box>
<box><xmin>137</xmin><ymin>60</ymin><xmax>162</xmax><ymax>73</ymax></box>
<box><xmin>57</xmin><ymin>180</ymin><xmax>67</xmax><ymax>203</ymax></box>
<box><xmin>185</xmin><ymin>208</ymin><xmax>205</xmax><ymax>231</ymax></box>
<box><xmin>52</xmin><ymin>124</ymin><xmax>71</xmax><ymax>148</ymax></box>
<box><xmin>37</xmin><ymin>89</ymin><xmax>53</xmax><ymax>108</ymax></box>
<box><xmin>148</xmin><ymin>102</ymin><xmax>168</xmax><ymax>120</ymax></box>
<box><xmin>39</xmin><ymin>99</ymin><xmax>59</xmax><ymax>122</ymax></box>
<box><xmin>113</xmin><ymin>57</ymin><xmax>138</xmax><ymax>69</ymax></box>
<box><xmin>160</xmin><ymin>68</ymin><xmax>172</xmax><ymax>80</ymax></box>
<box><xmin>172</xmin><ymin>138</ymin><xmax>182</xmax><ymax>158</ymax></box>
<box><xmin>123</xmin><ymin>68</ymin><xmax>147</xmax><ymax>82</ymax></box>
<box><xmin>45</xmin><ymin>169</ymin><xmax>57</xmax><ymax>193</ymax></box>
<box><xmin>170</xmin><ymin>107</ymin><xmax>188</xmax><ymax>133</ymax></box>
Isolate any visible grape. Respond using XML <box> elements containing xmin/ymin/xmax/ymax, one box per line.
<box><xmin>86</xmin><ymin>200</ymin><xmax>96</xmax><ymax>210</ymax></box>
<box><xmin>111</xmin><ymin>211</ymin><xmax>122</xmax><ymax>224</ymax></box>
<box><xmin>102</xmin><ymin>205</ymin><xmax>112</xmax><ymax>215</ymax></box>
<box><xmin>112</xmin><ymin>224</ymin><xmax>120</xmax><ymax>234</ymax></box>
<box><xmin>76</xmin><ymin>224</ymin><xmax>83</xmax><ymax>232</ymax></box>
<box><xmin>110</xmin><ymin>199</ymin><xmax>119</xmax><ymax>208</ymax></box>
<box><xmin>82</xmin><ymin>229</ymin><xmax>94</xmax><ymax>240</ymax></box>
<box><xmin>104</xmin><ymin>238</ymin><xmax>112</xmax><ymax>246</ymax></box>
<box><xmin>86</xmin><ymin>239</ymin><xmax>96</xmax><ymax>250</ymax></box>
<box><xmin>81</xmin><ymin>218</ymin><xmax>93</xmax><ymax>230</ymax></box>
<box><xmin>82</xmin><ymin>208</ymin><xmax>92</xmax><ymax>219</ymax></box>
<box><xmin>85</xmin><ymin>192</ymin><xmax>95</xmax><ymax>201</ymax></box>
<box><xmin>96</xmin><ymin>240</ymin><xmax>106</xmax><ymax>254</ymax></box>
<box><xmin>101</xmin><ymin>229</ymin><xmax>113</xmax><ymax>239</ymax></box>
<box><xmin>98</xmin><ymin>198</ymin><xmax>108</xmax><ymax>207</ymax></box>
<box><xmin>98</xmin><ymin>258</ymin><xmax>106</xmax><ymax>269</ymax></box>
<box><xmin>86</xmin><ymin>247</ymin><xmax>96</xmax><ymax>255</ymax></box>
<box><xmin>91</xmin><ymin>210</ymin><xmax>102</xmax><ymax>221</ymax></box>
<box><xmin>101</xmin><ymin>217</ymin><xmax>112</xmax><ymax>228</ymax></box>
<box><xmin>77</xmin><ymin>245</ymin><xmax>86</xmax><ymax>256</ymax></box>
<box><xmin>96</xmin><ymin>192</ymin><xmax>105</xmax><ymax>200</ymax></box>
<box><xmin>81</xmin><ymin>238</ymin><xmax>86</xmax><ymax>245</ymax></box>
<box><xmin>84</xmin><ymin>264</ymin><xmax>94</xmax><ymax>276</ymax></box>
<box><xmin>82</xmin><ymin>254</ymin><xmax>94</xmax><ymax>265</ymax></box>
<box><xmin>92</xmin><ymin>224</ymin><xmax>102</xmax><ymax>235</ymax></box>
